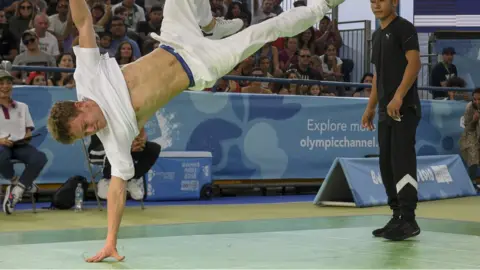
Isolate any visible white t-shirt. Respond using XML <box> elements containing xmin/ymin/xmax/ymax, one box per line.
<box><xmin>20</xmin><ymin>30</ymin><xmax>60</xmax><ymax>56</ymax></box>
<box><xmin>73</xmin><ymin>46</ymin><xmax>139</xmax><ymax>180</ymax></box>
<box><xmin>0</xmin><ymin>101</ymin><xmax>34</xmax><ymax>141</ymax></box>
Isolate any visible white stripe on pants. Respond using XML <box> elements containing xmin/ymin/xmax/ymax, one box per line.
<box><xmin>157</xmin><ymin>0</ymin><xmax>331</xmax><ymax>91</ymax></box>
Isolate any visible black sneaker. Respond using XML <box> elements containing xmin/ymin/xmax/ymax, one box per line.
<box><xmin>383</xmin><ymin>219</ymin><xmax>421</xmax><ymax>241</ymax></box>
<box><xmin>372</xmin><ymin>216</ymin><xmax>401</xmax><ymax>237</ymax></box>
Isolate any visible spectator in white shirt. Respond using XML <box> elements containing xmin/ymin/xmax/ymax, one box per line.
<box><xmin>19</xmin><ymin>13</ymin><xmax>60</xmax><ymax>57</ymax></box>
<box><xmin>111</xmin><ymin>0</ymin><xmax>146</xmax><ymax>32</ymax></box>
<box><xmin>0</xmin><ymin>70</ymin><xmax>47</xmax><ymax>215</ymax></box>
<box><xmin>48</xmin><ymin>0</ymin><xmax>69</xmax><ymax>38</ymax></box>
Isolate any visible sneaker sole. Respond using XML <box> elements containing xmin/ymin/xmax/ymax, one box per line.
<box><xmin>3</xmin><ymin>185</ymin><xmax>11</xmax><ymax>215</ymax></box>
<box><xmin>383</xmin><ymin>229</ymin><xmax>421</xmax><ymax>241</ymax></box>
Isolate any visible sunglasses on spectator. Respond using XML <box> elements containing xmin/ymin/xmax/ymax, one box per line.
<box><xmin>20</xmin><ymin>5</ymin><xmax>32</xmax><ymax>9</ymax></box>
<box><xmin>299</xmin><ymin>54</ymin><xmax>311</xmax><ymax>58</ymax></box>
<box><xmin>23</xmin><ymin>38</ymin><xmax>36</xmax><ymax>45</ymax></box>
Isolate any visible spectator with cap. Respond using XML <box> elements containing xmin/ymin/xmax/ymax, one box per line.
<box><xmin>19</xmin><ymin>13</ymin><xmax>60</xmax><ymax>57</ymax></box>
<box><xmin>0</xmin><ymin>69</ymin><xmax>47</xmax><ymax>215</ymax></box>
<box><xmin>12</xmin><ymin>30</ymin><xmax>56</xmax><ymax>84</ymax></box>
<box><xmin>430</xmin><ymin>47</ymin><xmax>458</xmax><ymax>99</ymax></box>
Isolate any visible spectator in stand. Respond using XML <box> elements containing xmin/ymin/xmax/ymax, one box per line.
<box><xmin>258</xmin><ymin>56</ymin><xmax>275</xmax><ymax>89</ymax></box>
<box><xmin>307</xmin><ymin>84</ymin><xmax>321</xmax><ymax>96</ymax></box>
<box><xmin>297</xmin><ymin>27</ymin><xmax>315</xmax><ymax>54</ymax></box>
<box><xmin>241</xmin><ymin>68</ymin><xmax>273</xmax><ymax>94</ymax></box>
<box><xmin>0</xmin><ymin>11</ymin><xmax>19</xmax><ymax>61</ymax></box>
<box><xmin>234</xmin><ymin>55</ymin><xmax>255</xmax><ymax>87</ymax></box>
<box><xmin>288</xmin><ymin>48</ymin><xmax>323</xmax><ymax>93</ymax></box>
<box><xmin>445</xmin><ymin>76</ymin><xmax>468</xmax><ymax>101</ymax></box>
<box><xmin>135</xmin><ymin>5</ymin><xmax>162</xmax><ymax>40</ymax></box>
<box><xmin>8</xmin><ymin>0</ymin><xmax>36</xmax><ymax>42</ymax></box>
<box><xmin>48</xmin><ymin>0</ymin><xmax>69</xmax><ymax>38</ymax></box>
<box><xmin>111</xmin><ymin>0</ymin><xmax>146</xmax><ymax>32</ymax></box>
<box><xmin>254</xmin><ymin>42</ymin><xmax>282</xmax><ymax>77</ymax></box>
<box><xmin>91</xmin><ymin>1</ymin><xmax>112</xmax><ymax>32</ymax></box>
<box><xmin>12</xmin><ymin>30</ymin><xmax>56</xmax><ymax>84</ymax></box>
<box><xmin>252</xmin><ymin>0</ymin><xmax>276</xmax><ymax>24</ymax></box>
<box><xmin>353</xmin><ymin>72</ymin><xmax>374</xmax><ymax>97</ymax></box>
<box><xmin>115</xmin><ymin>41</ymin><xmax>136</xmax><ymax>65</ymax></box>
<box><xmin>279</xmin><ymin>37</ymin><xmax>298</xmax><ymax>72</ymax></box>
<box><xmin>19</xmin><ymin>14</ymin><xmax>60</xmax><ymax>57</ymax></box>
<box><xmin>106</xmin><ymin>16</ymin><xmax>141</xmax><ymax>58</ymax></box>
<box><xmin>25</xmin><ymin>71</ymin><xmax>47</xmax><ymax>86</ymax></box>
<box><xmin>459</xmin><ymin>87</ymin><xmax>480</xmax><ymax>191</ymax></box>
<box><xmin>283</xmin><ymin>69</ymin><xmax>301</xmax><ymax>95</ymax></box>
<box><xmin>320</xmin><ymin>43</ymin><xmax>345</xmax><ymax>96</ymax></box>
<box><xmin>0</xmin><ymin>70</ymin><xmax>48</xmax><ymax>215</ymax></box>
<box><xmin>98</xmin><ymin>32</ymin><xmax>112</xmax><ymax>54</ymax></box>
<box><xmin>48</xmin><ymin>52</ymin><xmax>75</xmax><ymax>87</ymax></box>
<box><xmin>225</xmin><ymin>1</ymin><xmax>251</xmax><ymax>24</ymax></box>
<box><xmin>430</xmin><ymin>47</ymin><xmax>458</xmax><ymax>99</ymax></box>
<box><xmin>272</xmin><ymin>0</ymin><xmax>283</xmax><ymax>14</ymax></box>
<box><xmin>314</xmin><ymin>16</ymin><xmax>343</xmax><ymax>56</ymax></box>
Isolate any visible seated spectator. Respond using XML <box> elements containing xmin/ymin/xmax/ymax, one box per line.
<box><xmin>47</xmin><ymin>0</ymin><xmax>69</xmax><ymax>39</ymax></box>
<box><xmin>25</xmin><ymin>71</ymin><xmax>46</xmax><ymax>85</ymax></box>
<box><xmin>8</xmin><ymin>0</ymin><xmax>36</xmax><ymax>42</ymax></box>
<box><xmin>252</xmin><ymin>0</ymin><xmax>276</xmax><ymax>24</ymax></box>
<box><xmin>111</xmin><ymin>0</ymin><xmax>146</xmax><ymax>32</ymax></box>
<box><xmin>19</xmin><ymin>14</ymin><xmax>60</xmax><ymax>57</ymax></box>
<box><xmin>0</xmin><ymin>70</ymin><xmax>47</xmax><ymax>215</ymax></box>
<box><xmin>430</xmin><ymin>47</ymin><xmax>457</xmax><ymax>99</ymax></box>
<box><xmin>288</xmin><ymin>48</ymin><xmax>323</xmax><ymax>93</ymax></box>
<box><xmin>12</xmin><ymin>30</ymin><xmax>56</xmax><ymax>84</ymax></box>
<box><xmin>98</xmin><ymin>31</ymin><xmax>112</xmax><ymax>54</ymax></box>
<box><xmin>89</xmin><ymin>129</ymin><xmax>161</xmax><ymax>200</ymax></box>
<box><xmin>0</xmin><ymin>11</ymin><xmax>19</xmax><ymax>62</ymax></box>
<box><xmin>353</xmin><ymin>72</ymin><xmax>374</xmax><ymax>97</ymax></box>
<box><xmin>314</xmin><ymin>16</ymin><xmax>343</xmax><ymax>56</ymax></box>
<box><xmin>225</xmin><ymin>1</ymin><xmax>251</xmax><ymax>24</ymax></box>
<box><xmin>258</xmin><ymin>56</ymin><xmax>275</xmax><ymax>89</ymax></box>
<box><xmin>91</xmin><ymin>1</ymin><xmax>112</xmax><ymax>33</ymax></box>
<box><xmin>296</xmin><ymin>27</ymin><xmax>315</xmax><ymax>54</ymax></box>
<box><xmin>278</xmin><ymin>87</ymin><xmax>290</xmax><ymax>95</ymax></box>
<box><xmin>282</xmin><ymin>69</ymin><xmax>301</xmax><ymax>95</ymax></box>
<box><xmin>105</xmin><ymin>15</ymin><xmax>141</xmax><ymax>59</ymax></box>
<box><xmin>459</xmin><ymin>87</ymin><xmax>480</xmax><ymax>191</ymax></box>
<box><xmin>445</xmin><ymin>76</ymin><xmax>469</xmax><ymax>101</ymax></box>
<box><xmin>254</xmin><ymin>42</ymin><xmax>282</xmax><ymax>76</ymax></box>
<box><xmin>115</xmin><ymin>41</ymin><xmax>136</xmax><ymax>65</ymax></box>
<box><xmin>234</xmin><ymin>55</ymin><xmax>255</xmax><ymax>87</ymax></box>
<box><xmin>319</xmin><ymin>43</ymin><xmax>345</xmax><ymax>96</ymax></box>
<box><xmin>307</xmin><ymin>84</ymin><xmax>321</xmax><ymax>96</ymax></box>
<box><xmin>278</xmin><ymin>37</ymin><xmax>298</xmax><ymax>72</ymax></box>
<box><xmin>135</xmin><ymin>5</ymin><xmax>162</xmax><ymax>40</ymax></box>
<box><xmin>241</xmin><ymin>68</ymin><xmax>273</xmax><ymax>94</ymax></box>
<box><xmin>48</xmin><ymin>52</ymin><xmax>75</xmax><ymax>87</ymax></box>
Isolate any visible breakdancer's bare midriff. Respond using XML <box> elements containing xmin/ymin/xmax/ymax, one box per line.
<box><xmin>121</xmin><ymin>47</ymin><xmax>191</xmax><ymax>128</ymax></box>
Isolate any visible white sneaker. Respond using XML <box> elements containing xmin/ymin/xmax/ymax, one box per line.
<box><xmin>97</xmin><ymin>178</ymin><xmax>109</xmax><ymax>200</ymax></box>
<box><xmin>3</xmin><ymin>185</ymin><xmax>24</xmax><ymax>215</ymax></box>
<box><xmin>127</xmin><ymin>177</ymin><xmax>145</xmax><ymax>201</ymax></box>
<box><xmin>325</xmin><ymin>0</ymin><xmax>345</xmax><ymax>8</ymax></box>
<box><xmin>204</xmin><ymin>18</ymin><xmax>244</xmax><ymax>40</ymax></box>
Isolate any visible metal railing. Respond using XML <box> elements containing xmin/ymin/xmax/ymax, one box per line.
<box><xmin>10</xmin><ymin>65</ymin><xmax>474</xmax><ymax>96</ymax></box>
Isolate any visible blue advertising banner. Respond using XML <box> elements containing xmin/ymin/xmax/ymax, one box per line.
<box><xmin>314</xmin><ymin>155</ymin><xmax>476</xmax><ymax>208</ymax></box>
<box><xmin>11</xmin><ymin>87</ymin><xmax>469</xmax><ymax>183</ymax></box>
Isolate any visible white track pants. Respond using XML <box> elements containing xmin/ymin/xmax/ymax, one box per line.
<box><xmin>157</xmin><ymin>0</ymin><xmax>331</xmax><ymax>90</ymax></box>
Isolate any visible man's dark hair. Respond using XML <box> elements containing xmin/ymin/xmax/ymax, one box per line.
<box><xmin>446</xmin><ymin>76</ymin><xmax>466</xmax><ymax>88</ymax></box>
<box><xmin>473</xmin><ymin>88</ymin><xmax>480</xmax><ymax>95</ymax></box>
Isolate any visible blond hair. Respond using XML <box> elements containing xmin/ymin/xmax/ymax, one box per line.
<box><xmin>47</xmin><ymin>101</ymin><xmax>79</xmax><ymax>144</ymax></box>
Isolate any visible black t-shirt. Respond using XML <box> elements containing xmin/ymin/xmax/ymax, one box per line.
<box><xmin>430</xmin><ymin>62</ymin><xmax>458</xmax><ymax>98</ymax></box>
<box><xmin>371</xmin><ymin>16</ymin><xmax>421</xmax><ymax>118</ymax></box>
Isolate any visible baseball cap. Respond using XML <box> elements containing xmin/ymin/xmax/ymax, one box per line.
<box><xmin>442</xmin><ymin>47</ymin><xmax>456</xmax><ymax>55</ymax></box>
<box><xmin>0</xmin><ymin>70</ymin><xmax>14</xmax><ymax>81</ymax></box>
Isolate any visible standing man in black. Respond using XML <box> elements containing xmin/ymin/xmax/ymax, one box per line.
<box><xmin>361</xmin><ymin>0</ymin><xmax>422</xmax><ymax>241</ymax></box>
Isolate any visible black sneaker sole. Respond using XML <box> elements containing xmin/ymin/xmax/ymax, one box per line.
<box><xmin>383</xmin><ymin>229</ymin><xmax>421</xmax><ymax>241</ymax></box>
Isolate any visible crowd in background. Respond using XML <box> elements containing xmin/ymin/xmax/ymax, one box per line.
<box><xmin>0</xmin><ymin>0</ymin><xmax>471</xmax><ymax>100</ymax></box>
